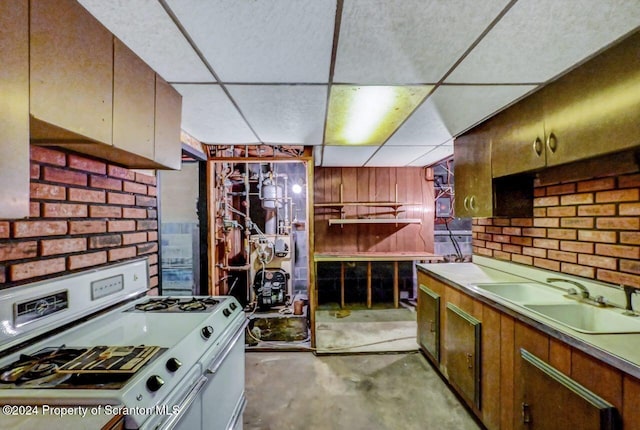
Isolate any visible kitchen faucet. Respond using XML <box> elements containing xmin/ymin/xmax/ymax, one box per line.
<box><xmin>546</xmin><ymin>278</ymin><xmax>590</xmax><ymax>299</ymax></box>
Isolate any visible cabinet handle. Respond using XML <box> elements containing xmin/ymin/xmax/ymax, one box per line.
<box><xmin>463</xmin><ymin>196</ymin><xmax>470</xmax><ymax>211</ymax></box>
<box><xmin>521</xmin><ymin>402</ymin><xmax>531</xmax><ymax>424</ymax></box>
<box><xmin>466</xmin><ymin>352</ymin><xmax>473</xmax><ymax>369</ymax></box>
<box><xmin>546</xmin><ymin>132</ymin><xmax>558</xmax><ymax>153</ymax></box>
<box><xmin>469</xmin><ymin>196</ymin><xmax>477</xmax><ymax>212</ymax></box>
<box><xmin>533</xmin><ymin>137</ymin><xmax>543</xmax><ymax>156</ymax></box>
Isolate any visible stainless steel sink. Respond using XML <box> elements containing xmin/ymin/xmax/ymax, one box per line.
<box><xmin>524</xmin><ymin>303</ymin><xmax>640</xmax><ymax>334</ymax></box>
<box><xmin>471</xmin><ymin>282</ymin><xmax>566</xmax><ymax>303</ymax></box>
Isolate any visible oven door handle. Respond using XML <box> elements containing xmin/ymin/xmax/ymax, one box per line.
<box><xmin>206</xmin><ymin>319</ymin><xmax>249</xmax><ymax>375</ymax></box>
<box><xmin>156</xmin><ymin>375</ymin><xmax>208</xmax><ymax>430</ymax></box>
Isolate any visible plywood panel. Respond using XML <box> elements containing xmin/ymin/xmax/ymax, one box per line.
<box><xmin>549</xmin><ymin>338</ymin><xmax>571</xmax><ymax>375</ymax></box>
<box><xmin>500</xmin><ymin>315</ymin><xmax>515</xmax><ymax>430</ymax></box>
<box><xmin>623</xmin><ymin>375</ymin><xmax>640</xmax><ymax>430</ymax></box>
<box><xmin>514</xmin><ymin>322</ymin><xmax>549</xmax><ymax>429</ymax></box>
<box><xmin>571</xmin><ymin>349</ymin><xmax>623</xmax><ymax>413</ymax></box>
<box><xmin>482</xmin><ymin>305</ymin><xmax>501</xmax><ymax>430</ymax></box>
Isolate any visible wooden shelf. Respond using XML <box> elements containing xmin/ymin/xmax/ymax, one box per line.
<box><xmin>314</xmin><ymin>202</ymin><xmax>422</xmax><ymax>208</ymax></box>
<box><xmin>328</xmin><ymin>218</ymin><xmax>422</xmax><ymax>226</ymax></box>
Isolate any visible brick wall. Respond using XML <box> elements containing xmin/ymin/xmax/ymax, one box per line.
<box><xmin>473</xmin><ymin>172</ymin><xmax>640</xmax><ymax>289</ymax></box>
<box><xmin>0</xmin><ymin>146</ymin><xmax>159</xmax><ymax>291</ymax></box>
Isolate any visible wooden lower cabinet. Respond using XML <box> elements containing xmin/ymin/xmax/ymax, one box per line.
<box><xmin>417</xmin><ymin>284</ymin><xmax>440</xmax><ymax>363</ymax></box>
<box><xmin>519</xmin><ymin>348</ymin><xmax>619</xmax><ymax>430</ymax></box>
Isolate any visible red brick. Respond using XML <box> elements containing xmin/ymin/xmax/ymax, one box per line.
<box><xmin>534</xmin><ymin>196</ymin><xmax>559</xmax><ymax>207</ymax></box>
<box><xmin>561</xmin><ymin>217</ymin><xmax>594</xmax><ymax>229</ymax></box>
<box><xmin>68</xmin><ymin>188</ymin><xmax>105</xmax><ymax>203</ymax></box>
<box><xmin>30</xmin><ymin>202</ymin><xmax>40</xmax><ymax>217</ymax></box>
<box><xmin>547</xmin><ymin>206</ymin><xmax>576</xmax><ymax>217</ymax></box>
<box><xmin>123</xmin><ymin>208</ymin><xmax>147</xmax><ymax>219</ymax></box>
<box><xmin>533</xmin><ymin>208</ymin><xmax>547</xmax><ymax>217</ymax></box>
<box><xmin>619</xmin><ymin>174</ymin><xmax>640</xmax><ymax>188</ymax></box>
<box><xmin>475</xmin><ymin>247</ymin><xmax>493</xmax><ymax>257</ymax></box>
<box><xmin>621</xmin><ymin>232</ymin><xmax>640</xmax><ymax>245</ymax></box>
<box><xmin>108</xmin><ymin>220</ymin><xmax>136</xmax><ymax>232</ymax></box>
<box><xmin>135</xmin><ymin>172</ymin><xmax>156</xmax><ymax>185</ymax></box>
<box><xmin>123</xmin><ymin>181</ymin><xmax>147</xmax><ymax>195</ymax></box>
<box><xmin>147</xmin><ymin>186</ymin><xmax>157</xmax><ymax>196</ymax></box>
<box><xmin>148</xmin><ymin>254</ymin><xmax>158</xmax><ymax>265</ymax></box>
<box><xmin>532</xmin><ymin>238</ymin><xmax>559</xmax><ymax>250</ymax></box>
<box><xmin>546</xmin><ymin>183</ymin><xmax>576</xmax><ymax>195</ymax></box>
<box><xmin>523</xmin><ymin>247</ymin><xmax>547</xmax><ymax>258</ymax></box>
<box><xmin>150</xmin><ymin>276</ymin><xmax>159</xmax><ymax>289</ymax></box>
<box><xmin>620</xmin><ymin>260</ymin><xmax>640</xmax><ymax>275</ymax></box>
<box><xmin>547</xmin><ymin>229</ymin><xmax>577</xmax><ymax>240</ymax></box>
<box><xmin>493</xmin><ymin>250</ymin><xmax>511</xmax><ymax>261</ymax></box>
<box><xmin>502</xmin><ymin>227</ymin><xmax>521</xmax><ymax>236</ymax></box>
<box><xmin>0</xmin><ymin>241</ymin><xmax>38</xmax><ymax>261</ymax></box>
<box><xmin>534</xmin><ymin>218</ymin><xmax>559</xmax><ymax>228</ymax></box>
<box><xmin>69</xmin><ymin>221</ymin><xmax>107</xmax><ymax>235</ymax></box>
<box><xmin>487</xmin><ymin>242</ymin><xmax>502</xmax><ymax>251</ymax></box>
<box><xmin>108</xmin><ymin>165</ymin><xmax>135</xmax><ymax>181</ymax></box>
<box><xmin>40</xmin><ymin>238</ymin><xmax>86</xmax><ymax>256</ymax></box>
<box><xmin>597</xmin><ymin>189</ymin><xmax>639</xmax><ymax>203</ymax></box>
<box><xmin>547</xmin><ymin>250</ymin><xmax>577</xmax><ymax>263</ymax></box>
<box><xmin>147</xmin><ymin>231</ymin><xmax>158</xmax><ymax>241</ymax></box>
<box><xmin>578</xmin><ymin>254</ymin><xmax>617</xmax><ymax>270</ymax></box>
<box><xmin>89</xmin><ymin>235</ymin><xmax>122</xmax><ymax>249</ymax></box>
<box><xmin>108</xmin><ymin>246</ymin><xmax>137</xmax><ymax>261</ymax></box>
<box><xmin>10</xmin><ymin>258</ymin><xmax>66</xmax><ymax>281</ymax></box>
<box><xmin>578</xmin><ymin>230</ymin><xmax>616</xmax><ymax>243</ymax></box>
<box><xmin>502</xmin><ymin>244</ymin><xmax>522</xmax><ymax>254</ymax></box>
<box><xmin>577</xmin><ymin>204</ymin><xmax>616</xmax><ymax>216</ymax></box>
<box><xmin>560</xmin><ymin>193</ymin><xmax>593</xmax><ymax>205</ymax></box>
<box><xmin>122</xmin><ymin>232</ymin><xmax>147</xmax><ymax>245</ymax></box>
<box><xmin>476</xmin><ymin>219</ymin><xmax>493</xmax><ymax>226</ymax></box>
<box><xmin>90</xmin><ymin>175</ymin><xmax>122</xmax><ymax>191</ymax></box>
<box><xmin>0</xmin><ymin>267</ymin><xmax>4</xmax><ymax>284</ymax></box>
<box><xmin>107</xmin><ymin>192</ymin><xmax>135</xmax><ymax>205</ymax></box>
<box><xmin>493</xmin><ymin>234</ymin><xmax>510</xmax><ymax>244</ymax></box>
<box><xmin>533</xmin><ymin>258</ymin><xmax>560</xmax><ymax>272</ymax></box>
<box><xmin>577</xmin><ymin>178</ymin><xmax>615</xmax><ymax>192</ymax></box>
<box><xmin>522</xmin><ymin>228</ymin><xmax>546</xmax><ymax>238</ymax></box>
<box><xmin>476</xmin><ymin>233</ymin><xmax>491</xmax><ymax>241</ymax></box>
<box><xmin>42</xmin><ymin>166</ymin><xmax>87</xmax><ymax>186</ymax></box>
<box><xmin>137</xmin><ymin>220</ymin><xmax>158</xmax><ymax>230</ymax></box>
<box><xmin>512</xmin><ymin>254</ymin><xmax>533</xmax><ymax>266</ymax></box>
<box><xmin>31</xmin><ymin>183</ymin><xmax>65</xmax><ymax>200</ymax></box>
<box><xmin>135</xmin><ymin>196</ymin><xmax>157</xmax><ymax>207</ymax></box>
<box><xmin>595</xmin><ymin>244</ymin><xmax>640</xmax><ymax>259</ymax></box>
<box><xmin>619</xmin><ymin>203</ymin><xmax>640</xmax><ymax>216</ymax></box>
<box><xmin>30</xmin><ymin>146</ymin><xmax>66</xmax><ymax>166</ymax></box>
<box><xmin>533</xmin><ymin>187</ymin><xmax>546</xmax><ymax>197</ymax></box>
<box><xmin>14</xmin><ymin>221</ymin><xmax>67</xmax><ymax>238</ymax></box>
<box><xmin>561</xmin><ymin>263</ymin><xmax>595</xmax><ymax>279</ymax></box>
<box><xmin>472</xmin><ymin>225</ymin><xmax>485</xmax><ymax>233</ymax></box>
<box><xmin>68</xmin><ymin>252</ymin><xmax>107</xmax><ymax>270</ymax></box>
<box><xmin>149</xmin><ymin>264</ymin><xmax>158</xmax><ymax>276</ymax></box>
<box><xmin>597</xmin><ymin>270</ymin><xmax>640</xmax><ymax>288</ymax></box>
<box><xmin>493</xmin><ymin>219</ymin><xmax>511</xmax><ymax>227</ymax></box>
<box><xmin>597</xmin><ymin>217</ymin><xmax>639</xmax><ymax>230</ymax></box>
<box><xmin>560</xmin><ymin>241</ymin><xmax>594</xmax><ymax>254</ymax></box>
<box><xmin>0</xmin><ymin>222</ymin><xmax>9</xmax><ymax>239</ymax></box>
<box><xmin>89</xmin><ymin>206</ymin><xmax>122</xmax><ymax>218</ymax></box>
<box><xmin>68</xmin><ymin>154</ymin><xmax>106</xmax><ymax>174</ymax></box>
<box><xmin>136</xmin><ymin>242</ymin><xmax>158</xmax><ymax>255</ymax></box>
<box><xmin>43</xmin><ymin>203</ymin><xmax>87</xmax><ymax>218</ymax></box>
<box><xmin>31</xmin><ymin>164</ymin><xmax>40</xmax><ymax>179</ymax></box>
<box><xmin>473</xmin><ymin>239</ymin><xmax>486</xmax><ymax>248</ymax></box>
<box><xmin>510</xmin><ymin>236</ymin><xmax>533</xmax><ymax>246</ymax></box>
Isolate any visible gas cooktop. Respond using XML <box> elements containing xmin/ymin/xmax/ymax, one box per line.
<box><xmin>127</xmin><ymin>296</ymin><xmax>222</xmax><ymax>313</ymax></box>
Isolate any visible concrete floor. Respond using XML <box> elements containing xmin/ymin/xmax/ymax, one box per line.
<box><xmin>243</xmin><ymin>351</ymin><xmax>481</xmax><ymax>430</ymax></box>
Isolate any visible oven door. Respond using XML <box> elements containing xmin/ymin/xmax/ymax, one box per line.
<box><xmin>202</xmin><ymin>318</ymin><xmax>248</xmax><ymax>430</ymax></box>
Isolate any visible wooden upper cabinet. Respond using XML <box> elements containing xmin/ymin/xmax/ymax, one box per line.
<box><xmin>154</xmin><ymin>75</ymin><xmax>182</xmax><ymax>170</ymax></box>
<box><xmin>453</xmin><ymin>123</ymin><xmax>493</xmax><ymax>217</ymax></box>
<box><xmin>30</xmin><ymin>0</ymin><xmax>113</xmax><ymax>144</ymax></box>
<box><xmin>542</xmin><ymin>31</ymin><xmax>640</xmax><ymax>167</ymax></box>
<box><xmin>0</xmin><ymin>0</ymin><xmax>29</xmax><ymax>219</ymax></box>
<box><xmin>113</xmin><ymin>38</ymin><xmax>155</xmax><ymax>160</ymax></box>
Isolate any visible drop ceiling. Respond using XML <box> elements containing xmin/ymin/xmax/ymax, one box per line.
<box><xmin>78</xmin><ymin>0</ymin><xmax>640</xmax><ymax>167</ymax></box>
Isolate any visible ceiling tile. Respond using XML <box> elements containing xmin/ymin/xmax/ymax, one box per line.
<box><xmin>365</xmin><ymin>146</ymin><xmax>431</xmax><ymax>167</ymax></box>
<box><xmin>408</xmin><ymin>143</ymin><xmax>454</xmax><ymax>167</ymax></box>
<box><xmin>446</xmin><ymin>0</ymin><xmax>640</xmax><ymax>83</ymax></box>
<box><xmin>78</xmin><ymin>0</ymin><xmax>213</xmax><ymax>82</ymax></box>
<box><xmin>321</xmin><ymin>146</ymin><xmax>379</xmax><ymax>167</ymax></box>
<box><xmin>428</xmin><ymin>85</ymin><xmax>537</xmax><ymax>136</ymax></box>
<box><xmin>226</xmin><ymin>85</ymin><xmax>327</xmax><ymax>145</ymax></box>
<box><xmin>385</xmin><ymin>99</ymin><xmax>453</xmax><ymax>146</ymax></box>
<box><xmin>165</xmin><ymin>0</ymin><xmax>336</xmax><ymax>83</ymax></box>
<box><xmin>172</xmin><ymin>84</ymin><xmax>257</xmax><ymax>144</ymax></box>
<box><xmin>333</xmin><ymin>0</ymin><xmax>511</xmax><ymax>84</ymax></box>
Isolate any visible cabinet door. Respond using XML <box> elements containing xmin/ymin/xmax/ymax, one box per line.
<box><xmin>519</xmin><ymin>348</ymin><xmax>619</xmax><ymax>430</ymax></box>
<box><xmin>30</xmin><ymin>0</ymin><xmax>113</xmax><ymax>144</ymax></box>
<box><xmin>0</xmin><ymin>0</ymin><xmax>29</xmax><ymax>219</ymax></box>
<box><xmin>542</xmin><ymin>31</ymin><xmax>640</xmax><ymax>167</ymax></box>
<box><xmin>154</xmin><ymin>75</ymin><xmax>182</xmax><ymax>170</ymax></box>
<box><xmin>453</xmin><ymin>123</ymin><xmax>493</xmax><ymax>217</ymax></box>
<box><xmin>113</xmin><ymin>38</ymin><xmax>155</xmax><ymax>159</ymax></box>
<box><xmin>445</xmin><ymin>303</ymin><xmax>481</xmax><ymax>409</ymax></box>
<box><xmin>417</xmin><ymin>284</ymin><xmax>440</xmax><ymax>363</ymax></box>
<box><xmin>491</xmin><ymin>91</ymin><xmax>546</xmax><ymax>178</ymax></box>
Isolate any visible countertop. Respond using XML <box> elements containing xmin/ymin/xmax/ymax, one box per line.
<box><xmin>417</xmin><ymin>255</ymin><xmax>640</xmax><ymax>380</ymax></box>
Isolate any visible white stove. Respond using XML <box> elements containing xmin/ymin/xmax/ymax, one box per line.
<box><xmin>0</xmin><ymin>258</ymin><xmax>247</xmax><ymax>430</ymax></box>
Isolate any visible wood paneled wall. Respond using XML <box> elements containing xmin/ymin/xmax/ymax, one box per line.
<box><xmin>314</xmin><ymin>167</ymin><xmax>434</xmax><ymax>253</ymax></box>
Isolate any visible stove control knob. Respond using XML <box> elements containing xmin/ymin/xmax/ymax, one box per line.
<box><xmin>146</xmin><ymin>375</ymin><xmax>164</xmax><ymax>392</ymax></box>
<box><xmin>230</xmin><ymin>302</ymin><xmax>237</xmax><ymax>311</ymax></box>
<box><xmin>166</xmin><ymin>358</ymin><xmax>182</xmax><ymax>372</ymax></box>
<box><xmin>223</xmin><ymin>308</ymin><xmax>231</xmax><ymax>317</ymax></box>
<box><xmin>201</xmin><ymin>325</ymin><xmax>214</xmax><ymax>339</ymax></box>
